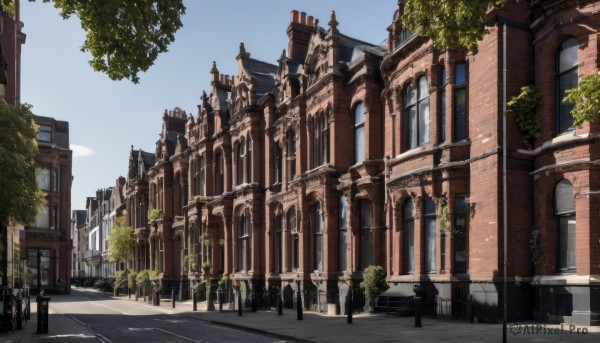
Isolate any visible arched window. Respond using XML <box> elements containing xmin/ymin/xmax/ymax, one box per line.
<box><xmin>273</xmin><ymin>214</ymin><xmax>283</xmax><ymax>273</ymax></box>
<box><xmin>338</xmin><ymin>195</ymin><xmax>347</xmax><ymax>272</ymax></box>
<box><xmin>359</xmin><ymin>199</ymin><xmax>373</xmax><ymax>269</ymax></box>
<box><xmin>555</xmin><ymin>180</ymin><xmax>576</xmax><ymax>272</ymax></box>
<box><xmin>424</xmin><ymin>197</ymin><xmax>436</xmax><ymax>273</ymax></box>
<box><xmin>238</xmin><ymin>213</ymin><xmax>251</xmax><ymax>272</ymax></box>
<box><xmin>312</xmin><ymin>202</ymin><xmax>324</xmax><ymax>272</ymax></box>
<box><xmin>404</xmin><ymin>76</ymin><xmax>430</xmax><ymax>150</ymax></box>
<box><xmin>354</xmin><ymin>102</ymin><xmax>365</xmax><ymax>164</ymax></box>
<box><xmin>557</xmin><ymin>38</ymin><xmax>578</xmax><ymax>134</ymax></box>
<box><xmin>288</xmin><ymin>208</ymin><xmax>298</xmax><ymax>271</ymax></box>
<box><xmin>403</xmin><ymin>199</ymin><xmax>415</xmax><ymax>274</ymax></box>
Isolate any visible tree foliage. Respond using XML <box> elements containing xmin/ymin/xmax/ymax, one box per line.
<box><xmin>402</xmin><ymin>0</ymin><xmax>506</xmax><ymax>53</ymax></box>
<box><xmin>4</xmin><ymin>0</ymin><xmax>186</xmax><ymax>83</ymax></box>
<box><xmin>564</xmin><ymin>72</ymin><xmax>600</xmax><ymax>125</ymax></box>
<box><xmin>0</xmin><ymin>102</ymin><xmax>45</xmax><ymax>227</ymax></box>
<box><xmin>359</xmin><ymin>265</ymin><xmax>389</xmax><ymax>304</ymax></box>
<box><xmin>107</xmin><ymin>217</ymin><xmax>134</xmax><ymax>266</ymax></box>
<box><xmin>507</xmin><ymin>86</ymin><xmax>542</xmax><ymax>147</ymax></box>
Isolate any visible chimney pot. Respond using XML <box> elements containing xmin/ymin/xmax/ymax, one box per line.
<box><xmin>291</xmin><ymin>10</ymin><xmax>299</xmax><ymax>23</ymax></box>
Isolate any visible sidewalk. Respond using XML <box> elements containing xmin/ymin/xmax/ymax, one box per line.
<box><xmin>3</xmin><ymin>287</ymin><xmax>600</xmax><ymax>342</ymax></box>
<box><xmin>0</xmin><ymin>298</ymin><xmax>101</xmax><ymax>342</ymax></box>
<box><xmin>101</xmin><ymin>288</ymin><xmax>600</xmax><ymax>343</ymax></box>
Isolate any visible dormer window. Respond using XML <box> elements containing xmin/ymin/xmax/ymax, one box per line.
<box><xmin>37</xmin><ymin>125</ymin><xmax>52</xmax><ymax>142</ymax></box>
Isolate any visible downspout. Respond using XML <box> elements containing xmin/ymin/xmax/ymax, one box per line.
<box><xmin>502</xmin><ymin>21</ymin><xmax>508</xmax><ymax>343</ymax></box>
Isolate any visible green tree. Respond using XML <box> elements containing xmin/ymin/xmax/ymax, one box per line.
<box><xmin>0</xmin><ymin>102</ymin><xmax>45</xmax><ymax>286</ymax></box>
<box><xmin>402</xmin><ymin>0</ymin><xmax>506</xmax><ymax>53</ymax></box>
<box><xmin>2</xmin><ymin>0</ymin><xmax>186</xmax><ymax>83</ymax></box>
<box><xmin>564</xmin><ymin>72</ymin><xmax>600</xmax><ymax>125</ymax></box>
<box><xmin>107</xmin><ymin>217</ymin><xmax>134</xmax><ymax>270</ymax></box>
<box><xmin>0</xmin><ymin>103</ymin><xmax>45</xmax><ymax>228</ymax></box>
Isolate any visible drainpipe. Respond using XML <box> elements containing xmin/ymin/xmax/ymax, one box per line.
<box><xmin>502</xmin><ymin>21</ymin><xmax>508</xmax><ymax>343</ymax></box>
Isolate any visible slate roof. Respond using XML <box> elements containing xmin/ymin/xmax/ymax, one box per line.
<box><xmin>242</xmin><ymin>58</ymin><xmax>277</xmax><ymax>98</ymax></box>
<box><xmin>74</xmin><ymin>210</ymin><xmax>87</xmax><ymax>228</ymax></box>
<box><xmin>138</xmin><ymin>150</ymin><xmax>155</xmax><ymax>169</ymax></box>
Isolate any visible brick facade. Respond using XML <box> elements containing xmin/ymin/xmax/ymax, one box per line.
<box><xmin>118</xmin><ymin>1</ymin><xmax>600</xmax><ymax>325</ymax></box>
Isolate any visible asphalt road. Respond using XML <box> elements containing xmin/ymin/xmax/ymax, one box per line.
<box><xmin>51</xmin><ymin>288</ymin><xmax>288</xmax><ymax>343</ymax></box>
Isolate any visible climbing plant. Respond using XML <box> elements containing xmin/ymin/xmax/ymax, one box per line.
<box><xmin>507</xmin><ymin>86</ymin><xmax>542</xmax><ymax>148</ymax></box>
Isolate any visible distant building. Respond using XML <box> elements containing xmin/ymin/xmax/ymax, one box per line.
<box><xmin>71</xmin><ymin>210</ymin><xmax>87</xmax><ymax>278</ymax></box>
<box><xmin>20</xmin><ymin>115</ymin><xmax>73</xmax><ymax>294</ymax></box>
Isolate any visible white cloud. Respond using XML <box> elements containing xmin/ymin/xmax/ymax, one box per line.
<box><xmin>70</xmin><ymin>144</ymin><xmax>94</xmax><ymax>158</ymax></box>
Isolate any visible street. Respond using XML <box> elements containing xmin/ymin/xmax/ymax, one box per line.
<box><xmin>49</xmin><ymin>288</ymin><xmax>287</xmax><ymax>343</ymax></box>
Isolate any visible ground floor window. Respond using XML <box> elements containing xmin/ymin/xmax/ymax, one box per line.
<box><xmin>27</xmin><ymin>248</ymin><xmax>54</xmax><ymax>289</ymax></box>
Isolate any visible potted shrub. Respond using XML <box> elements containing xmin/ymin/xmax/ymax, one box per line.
<box><xmin>360</xmin><ymin>265</ymin><xmax>389</xmax><ymax>312</ymax></box>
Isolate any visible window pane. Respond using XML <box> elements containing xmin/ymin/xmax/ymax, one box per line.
<box><xmin>360</xmin><ymin>200</ymin><xmax>373</xmax><ymax>269</ymax></box>
<box><xmin>558</xmin><ymin>215</ymin><xmax>576</xmax><ymax>271</ymax></box>
<box><xmin>418</xmin><ymin>77</ymin><xmax>428</xmax><ymax>100</ymax></box>
<box><xmin>555</xmin><ymin>180</ymin><xmax>575</xmax><ymax>214</ymax></box>
<box><xmin>313</xmin><ymin>203</ymin><xmax>323</xmax><ymax>271</ymax></box>
<box><xmin>355</xmin><ymin>126</ymin><xmax>365</xmax><ymax>163</ymax></box>
<box><xmin>453</xmin><ymin>197</ymin><xmax>467</xmax><ymax>274</ymax></box>
<box><xmin>558</xmin><ymin>69</ymin><xmax>577</xmax><ymax>133</ymax></box>
<box><xmin>418</xmin><ymin>98</ymin><xmax>430</xmax><ymax>145</ymax></box>
<box><xmin>354</xmin><ymin>102</ymin><xmax>365</xmax><ymax>124</ymax></box>
<box><xmin>425</xmin><ymin>217</ymin><xmax>436</xmax><ymax>273</ymax></box>
<box><xmin>439</xmin><ymin>66</ymin><xmax>447</xmax><ymax>143</ymax></box>
<box><xmin>34</xmin><ymin>205</ymin><xmax>49</xmax><ymax>228</ymax></box>
<box><xmin>36</xmin><ymin>168</ymin><xmax>51</xmax><ymax>191</ymax></box>
<box><xmin>339</xmin><ymin>196</ymin><xmax>347</xmax><ymax>271</ymax></box>
<box><xmin>405</xmin><ymin>106</ymin><xmax>417</xmax><ymax>149</ymax></box>
<box><xmin>559</xmin><ymin>38</ymin><xmax>579</xmax><ymax>72</ymax></box>
<box><xmin>37</xmin><ymin>125</ymin><xmax>52</xmax><ymax>142</ymax></box>
<box><xmin>454</xmin><ymin>88</ymin><xmax>466</xmax><ymax>140</ymax></box>
<box><xmin>404</xmin><ymin>220</ymin><xmax>414</xmax><ymax>274</ymax></box>
<box><xmin>456</xmin><ymin>63</ymin><xmax>466</xmax><ymax>84</ymax></box>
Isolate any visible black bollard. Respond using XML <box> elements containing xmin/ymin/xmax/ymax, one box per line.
<box><xmin>238</xmin><ymin>291</ymin><xmax>243</xmax><ymax>316</ymax></box>
<box><xmin>128</xmin><ymin>287</ymin><xmax>131</xmax><ymax>299</ymax></box>
<box><xmin>219</xmin><ymin>290</ymin><xmax>223</xmax><ymax>312</ymax></box>
<box><xmin>296</xmin><ymin>290</ymin><xmax>303</xmax><ymax>320</ymax></box>
<box><xmin>193</xmin><ymin>290</ymin><xmax>197</xmax><ymax>311</ymax></box>
<box><xmin>415</xmin><ymin>296</ymin><xmax>422</xmax><ymax>327</ymax></box>
<box><xmin>155</xmin><ymin>290</ymin><xmax>160</xmax><ymax>306</ymax></box>
<box><xmin>347</xmin><ymin>291</ymin><xmax>353</xmax><ymax>324</ymax></box>
<box><xmin>172</xmin><ymin>287</ymin><xmax>176</xmax><ymax>308</ymax></box>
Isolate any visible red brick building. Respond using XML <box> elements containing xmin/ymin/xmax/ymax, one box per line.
<box><xmin>124</xmin><ymin>1</ymin><xmax>600</xmax><ymax>325</ymax></box>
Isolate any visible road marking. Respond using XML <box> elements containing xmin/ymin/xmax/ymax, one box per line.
<box><xmin>70</xmin><ymin>316</ymin><xmax>111</xmax><ymax>343</ymax></box>
<box><xmin>153</xmin><ymin>327</ymin><xmax>203</xmax><ymax>342</ymax></box>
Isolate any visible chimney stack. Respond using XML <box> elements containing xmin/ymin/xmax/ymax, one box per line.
<box><xmin>287</xmin><ymin>10</ymin><xmax>315</xmax><ymax>63</ymax></box>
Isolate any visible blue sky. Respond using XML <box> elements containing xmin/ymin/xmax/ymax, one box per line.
<box><xmin>21</xmin><ymin>1</ymin><xmax>398</xmax><ymax>211</ymax></box>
